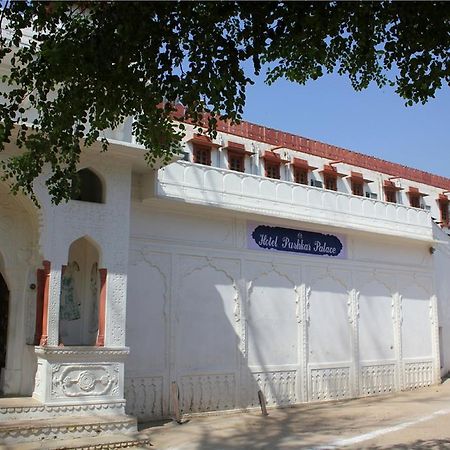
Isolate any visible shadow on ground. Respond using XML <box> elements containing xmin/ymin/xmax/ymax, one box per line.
<box><xmin>364</xmin><ymin>439</ymin><xmax>450</xmax><ymax>449</ymax></box>
<box><xmin>140</xmin><ymin>386</ymin><xmax>450</xmax><ymax>450</ymax></box>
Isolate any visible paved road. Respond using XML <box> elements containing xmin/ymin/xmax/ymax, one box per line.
<box><xmin>140</xmin><ymin>381</ymin><xmax>450</xmax><ymax>449</ymax></box>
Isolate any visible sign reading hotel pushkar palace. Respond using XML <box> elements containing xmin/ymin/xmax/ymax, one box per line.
<box><xmin>248</xmin><ymin>222</ymin><xmax>347</xmax><ymax>259</ymax></box>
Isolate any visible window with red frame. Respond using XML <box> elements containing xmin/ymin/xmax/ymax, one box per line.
<box><xmin>228</xmin><ymin>151</ymin><xmax>245</xmax><ymax>172</ymax></box>
<box><xmin>352</xmin><ymin>181</ymin><xmax>364</xmax><ymax>196</ymax></box>
<box><xmin>294</xmin><ymin>168</ymin><xmax>308</xmax><ymax>185</ymax></box>
<box><xmin>265</xmin><ymin>162</ymin><xmax>280</xmax><ymax>179</ymax></box>
<box><xmin>324</xmin><ymin>175</ymin><xmax>337</xmax><ymax>191</ymax></box>
<box><xmin>409</xmin><ymin>194</ymin><xmax>420</xmax><ymax>208</ymax></box>
<box><xmin>385</xmin><ymin>190</ymin><xmax>397</xmax><ymax>203</ymax></box>
<box><xmin>440</xmin><ymin>201</ymin><xmax>449</xmax><ymax>226</ymax></box>
<box><xmin>193</xmin><ymin>145</ymin><xmax>211</xmax><ymax>166</ymax></box>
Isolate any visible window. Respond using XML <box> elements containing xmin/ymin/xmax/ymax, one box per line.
<box><xmin>383</xmin><ymin>180</ymin><xmax>401</xmax><ymax>203</ymax></box>
<box><xmin>193</xmin><ymin>145</ymin><xmax>211</xmax><ymax>166</ymax></box>
<box><xmin>442</xmin><ymin>205</ymin><xmax>448</xmax><ymax>224</ymax></box>
<box><xmin>385</xmin><ymin>190</ymin><xmax>397</xmax><ymax>203</ymax></box>
<box><xmin>324</xmin><ymin>175</ymin><xmax>337</xmax><ymax>191</ymax></box>
<box><xmin>266</xmin><ymin>162</ymin><xmax>280</xmax><ymax>179</ymax></box>
<box><xmin>409</xmin><ymin>194</ymin><xmax>420</xmax><ymax>208</ymax></box>
<box><xmin>292</xmin><ymin>158</ymin><xmax>316</xmax><ymax>185</ymax></box>
<box><xmin>349</xmin><ymin>172</ymin><xmax>372</xmax><ymax>197</ymax></box>
<box><xmin>440</xmin><ymin>199</ymin><xmax>449</xmax><ymax>226</ymax></box>
<box><xmin>321</xmin><ymin>164</ymin><xmax>343</xmax><ymax>191</ymax></box>
<box><xmin>265</xmin><ymin>161</ymin><xmax>280</xmax><ymax>180</ymax></box>
<box><xmin>262</xmin><ymin>151</ymin><xmax>283</xmax><ymax>179</ymax></box>
<box><xmin>352</xmin><ymin>181</ymin><xmax>363</xmax><ymax>196</ymax></box>
<box><xmin>294</xmin><ymin>168</ymin><xmax>308</xmax><ymax>185</ymax></box>
<box><xmin>228</xmin><ymin>151</ymin><xmax>245</xmax><ymax>172</ymax></box>
<box><xmin>70</xmin><ymin>169</ymin><xmax>103</xmax><ymax>203</ymax></box>
<box><xmin>408</xmin><ymin>187</ymin><xmax>427</xmax><ymax>209</ymax></box>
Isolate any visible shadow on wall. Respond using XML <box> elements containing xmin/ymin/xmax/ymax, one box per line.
<box><xmin>124</xmin><ymin>244</ymin><xmax>436</xmax><ymax>422</ymax></box>
<box><xmin>124</xmin><ymin>254</ymin><xmax>306</xmax><ymax>420</ymax></box>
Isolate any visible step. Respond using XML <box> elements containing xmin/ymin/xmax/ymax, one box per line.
<box><xmin>0</xmin><ymin>431</ymin><xmax>152</xmax><ymax>449</ymax></box>
<box><xmin>0</xmin><ymin>414</ymin><xmax>137</xmax><ymax>444</ymax></box>
<box><xmin>0</xmin><ymin>397</ymin><xmax>126</xmax><ymax>421</ymax></box>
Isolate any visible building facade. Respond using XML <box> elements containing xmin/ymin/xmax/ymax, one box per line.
<box><xmin>1</xmin><ymin>113</ymin><xmax>450</xmax><ymax>436</ymax></box>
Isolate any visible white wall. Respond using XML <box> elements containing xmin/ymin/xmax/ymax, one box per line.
<box><xmin>0</xmin><ymin>182</ymin><xmax>41</xmax><ymax>395</ymax></box>
<box><xmin>125</xmin><ymin>201</ymin><xmax>440</xmax><ymax>420</ymax></box>
<box><xmin>180</xmin><ymin>123</ymin><xmax>447</xmax><ymax>222</ymax></box>
<box><xmin>432</xmin><ymin>223</ymin><xmax>450</xmax><ymax>376</ymax></box>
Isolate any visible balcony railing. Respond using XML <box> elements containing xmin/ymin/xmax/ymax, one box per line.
<box><xmin>155</xmin><ymin>161</ymin><xmax>432</xmax><ymax>241</ymax></box>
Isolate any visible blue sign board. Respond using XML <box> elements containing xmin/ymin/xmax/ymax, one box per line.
<box><xmin>247</xmin><ymin>222</ymin><xmax>346</xmax><ymax>259</ymax></box>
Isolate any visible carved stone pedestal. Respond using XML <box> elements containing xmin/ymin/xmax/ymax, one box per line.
<box><xmin>33</xmin><ymin>346</ymin><xmax>129</xmax><ymax>415</ymax></box>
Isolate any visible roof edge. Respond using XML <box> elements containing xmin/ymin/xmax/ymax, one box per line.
<box><xmin>173</xmin><ymin>105</ymin><xmax>450</xmax><ymax>192</ymax></box>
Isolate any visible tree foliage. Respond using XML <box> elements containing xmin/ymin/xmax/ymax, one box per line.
<box><xmin>0</xmin><ymin>1</ymin><xmax>449</xmax><ymax>203</ymax></box>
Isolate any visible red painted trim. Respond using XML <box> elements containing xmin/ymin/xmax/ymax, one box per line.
<box><xmin>320</xmin><ymin>164</ymin><xmax>346</xmax><ymax>178</ymax></box>
<box><xmin>193</xmin><ymin>145</ymin><xmax>212</xmax><ymax>166</ymax></box>
<box><xmin>261</xmin><ymin>151</ymin><xmax>282</xmax><ymax>163</ymax></box>
<box><xmin>172</xmin><ymin>105</ymin><xmax>450</xmax><ymax>191</ymax></box>
<box><xmin>407</xmin><ymin>187</ymin><xmax>428</xmax><ymax>197</ymax></box>
<box><xmin>322</xmin><ymin>165</ymin><xmax>338</xmax><ymax>177</ymax></box>
<box><xmin>225</xmin><ymin>141</ymin><xmax>245</xmax><ymax>151</ymax></box>
<box><xmin>39</xmin><ymin>260</ymin><xmax>51</xmax><ymax>346</ymax></box>
<box><xmin>188</xmin><ymin>133</ymin><xmax>220</xmax><ymax>149</ymax></box>
<box><xmin>348</xmin><ymin>171</ymin><xmax>374</xmax><ymax>184</ymax></box>
<box><xmin>264</xmin><ymin>160</ymin><xmax>281</xmax><ymax>179</ymax></box>
<box><xmin>292</xmin><ymin>157</ymin><xmax>317</xmax><ymax>171</ymax></box>
<box><xmin>96</xmin><ymin>268</ymin><xmax>107</xmax><ymax>347</ymax></box>
<box><xmin>58</xmin><ymin>265</ymin><xmax>68</xmax><ymax>346</ymax></box>
<box><xmin>34</xmin><ymin>268</ymin><xmax>45</xmax><ymax>345</ymax></box>
<box><xmin>227</xmin><ymin>150</ymin><xmax>245</xmax><ymax>172</ymax></box>
<box><xmin>224</xmin><ymin>141</ymin><xmax>253</xmax><ymax>156</ymax></box>
<box><xmin>384</xmin><ymin>180</ymin><xmax>403</xmax><ymax>191</ymax></box>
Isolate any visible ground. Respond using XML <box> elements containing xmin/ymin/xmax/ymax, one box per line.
<box><xmin>140</xmin><ymin>380</ymin><xmax>450</xmax><ymax>449</ymax></box>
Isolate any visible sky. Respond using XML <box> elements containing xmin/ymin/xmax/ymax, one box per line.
<box><xmin>242</xmin><ymin>72</ymin><xmax>450</xmax><ymax>178</ymax></box>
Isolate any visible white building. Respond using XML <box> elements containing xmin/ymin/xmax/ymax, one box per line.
<box><xmin>1</xmin><ymin>110</ymin><xmax>450</xmax><ymax>444</ymax></box>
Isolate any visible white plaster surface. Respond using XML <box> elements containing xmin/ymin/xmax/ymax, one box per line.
<box><xmin>0</xmin><ymin>115</ymin><xmax>448</xmax><ymax>427</ymax></box>
<box><xmin>125</xmin><ymin>199</ymin><xmax>442</xmax><ymax>420</ymax></box>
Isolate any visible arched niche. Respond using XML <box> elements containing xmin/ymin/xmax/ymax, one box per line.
<box><xmin>59</xmin><ymin>237</ymin><xmax>101</xmax><ymax>346</ymax></box>
<box><xmin>70</xmin><ymin>168</ymin><xmax>104</xmax><ymax>203</ymax></box>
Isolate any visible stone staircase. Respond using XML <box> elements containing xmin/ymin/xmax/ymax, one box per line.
<box><xmin>0</xmin><ymin>397</ymin><xmax>152</xmax><ymax>449</ymax></box>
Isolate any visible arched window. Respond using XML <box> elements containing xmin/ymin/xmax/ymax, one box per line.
<box><xmin>70</xmin><ymin>169</ymin><xmax>103</xmax><ymax>203</ymax></box>
<box><xmin>59</xmin><ymin>237</ymin><xmax>100</xmax><ymax>346</ymax></box>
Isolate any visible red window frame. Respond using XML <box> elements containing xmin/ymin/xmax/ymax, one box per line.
<box><xmin>409</xmin><ymin>193</ymin><xmax>420</xmax><ymax>208</ymax></box>
<box><xmin>294</xmin><ymin>168</ymin><xmax>308</xmax><ymax>185</ymax></box>
<box><xmin>324</xmin><ymin>174</ymin><xmax>337</xmax><ymax>191</ymax></box>
<box><xmin>352</xmin><ymin>181</ymin><xmax>364</xmax><ymax>196</ymax></box>
<box><xmin>385</xmin><ymin>189</ymin><xmax>397</xmax><ymax>203</ymax></box>
<box><xmin>440</xmin><ymin>198</ymin><xmax>449</xmax><ymax>226</ymax></box>
<box><xmin>193</xmin><ymin>144</ymin><xmax>212</xmax><ymax>166</ymax></box>
<box><xmin>228</xmin><ymin>151</ymin><xmax>245</xmax><ymax>172</ymax></box>
<box><xmin>265</xmin><ymin>161</ymin><xmax>280</xmax><ymax>179</ymax></box>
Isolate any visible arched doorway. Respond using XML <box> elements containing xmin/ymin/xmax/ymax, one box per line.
<box><xmin>0</xmin><ymin>182</ymin><xmax>40</xmax><ymax>395</ymax></box>
<box><xmin>0</xmin><ymin>272</ymin><xmax>9</xmax><ymax>395</ymax></box>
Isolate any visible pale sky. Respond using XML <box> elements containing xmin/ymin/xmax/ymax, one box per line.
<box><xmin>243</xmin><ymin>72</ymin><xmax>450</xmax><ymax>178</ymax></box>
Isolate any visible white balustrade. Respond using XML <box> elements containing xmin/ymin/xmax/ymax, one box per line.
<box><xmin>156</xmin><ymin>162</ymin><xmax>432</xmax><ymax>241</ymax></box>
